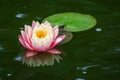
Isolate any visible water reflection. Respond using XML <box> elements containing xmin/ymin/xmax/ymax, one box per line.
<box><xmin>19</xmin><ymin>50</ymin><xmax>63</xmax><ymax>67</ymax></box>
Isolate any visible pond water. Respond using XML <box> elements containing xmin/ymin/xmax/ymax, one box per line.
<box><xmin>0</xmin><ymin>0</ymin><xmax>120</xmax><ymax>80</ymax></box>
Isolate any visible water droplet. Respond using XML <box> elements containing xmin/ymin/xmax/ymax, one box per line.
<box><xmin>96</xmin><ymin>28</ymin><xmax>102</xmax><ymax>32</ymax></box>
<box><xmin>76</xmin><ymin>78</ymin><xmax>85</xmax><ymax>80</ymax></box>
<box><xmin>23</xmin><ymin>6</ymin><xmax>26</xmax><ymax>8</ymax></box>
<box><xmin>83</xmin><ymin>71</ymin><xmax>87</xmax><ymax>74</ymax></box>
<box><xmin>16</xmin><ymin>13</ymin><xmax>27</xmax><ymax>18</ymax></box>
<box><xmin>14</xmin><ymin>55</ymin><xmax>22</xmax><ymax>61</ymax></box>
<box><xmin>6</xmin><ymin>73</ymin><xmax>12</xmax><ymax>77</ymax></box>
<box><xmin>0</xmin><ymin>45</ymin><xmax>4</xmax><ymax>51</ymax></box>
<box><xmin>76</xmin><ymin>67</ymin><xmax>80</xmax><ymax>70</ymax></box>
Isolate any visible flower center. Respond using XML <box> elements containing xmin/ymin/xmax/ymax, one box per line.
<box><xmin>35</xmin><ymin>30</ymin><xmax>47</xmax><ymax>38</ymax></box>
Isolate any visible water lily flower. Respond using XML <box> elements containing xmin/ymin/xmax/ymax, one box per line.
<box><xmin>22</xmin><ymin>50</ymin><xmax>62</xmax><ymax>67</ymax></box>
<box><xmin>18</xmin><ymin>21</ymin><xmax>65</xmax><ymax>54</ymax></box>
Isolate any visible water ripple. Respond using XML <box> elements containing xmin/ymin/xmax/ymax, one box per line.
<box><xmin>77</xmin><ymin>65</ymin><xmax>100</xmax><ymax>71</ymax></box>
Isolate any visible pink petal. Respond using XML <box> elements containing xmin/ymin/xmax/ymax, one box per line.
<box><xmin>20</xmin><ymin>31</ymin><xmax>33</xmax><ymax>50</ymax></box>
<box><xmin>18</xmin><ymin>35</ymin><xmax>27</xmax><ymax>48</ymax></box>
<box><xmin>24</xmin><ymin>25</ymin><xmax>32</xmax><ymax>44</ymax></box>
<box><xmin>46</xmin><ymin>48</ymin><xmax>61</xmax><ymax>54</ymax></box>
<box><xmin>44</xmin><ymin>21</ymin><xmax>50</xmax><ymax>26</ymax></box>
<box><xmin>50</xmin><ymin>35</ymin><xmax>66</xmax><ymax>48</ymax></box>
<box><xmin>31</xmin><ymin>21</ymin><xmax>40</xmax><ymax>36</ymax></box>
<box><xmin>24</xmin><ymin>25</ymin><xmax>29</xmax><ymax>31</ymax></box>
<box><xmin>31</xmin><ymin>20</ymin><xmax>36</xmax><ymax>29</ymax></box>
<box><xmin>19</xmin><ymin>35</ymin><xmax>33</xmax><ymax>50</ymax></box>
<box><xmin>21</xmin><ymin>30</ymin><xmax>26</xmax><ymax>41</ymax></box>
<box><xmin>21</xmin><ymin>30</ymin><xmax>29</xmax><ymax>45</ymax></box>
<box><xmin>52</xmin><ymin>26</ymin><xmax>59</xmax><ymax>40</ymax></box>
<box><xmin>24</xmin><ymin>41</ymin><xmax>34</xmax><ymax>50</ymax></box>
<box><xmin>25</xmin><ymin>50</ymin><xmax>38</xmax><ymax>57</ymax></box>
<box><xmin>20</xmin><ymin>30</ymin><xmax>33</xmax><ymax>50</ymax></box>
<box><xmin>27</xmin><ymin>26</ymin><xmax>32</xmax><ymax>38</ymax></box>
<box><xmin>35</xmin><ymin>21</ymin><xmax>40</xmax><ymax>27</ymax></box>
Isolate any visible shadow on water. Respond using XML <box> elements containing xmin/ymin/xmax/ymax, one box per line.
<box><xmin>0</xmin><ymin>0</ymin><xmax>120</xmax><ymax>80</ymax></box>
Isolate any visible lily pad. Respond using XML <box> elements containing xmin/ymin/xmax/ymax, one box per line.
<box><xmin>42</xmin><ymin>12</ymin><xmax>97</xmax><ymax>32</ymax></box>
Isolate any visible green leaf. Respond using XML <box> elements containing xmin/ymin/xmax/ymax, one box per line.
<box><xmin>42</xmin><ymin>12</ymin><xmax>97</xmax><ymax>32</ymax></box>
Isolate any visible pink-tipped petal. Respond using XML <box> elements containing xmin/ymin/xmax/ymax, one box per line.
<box><xmin>26</xmin><ymin>33</ymin><xmax>31</xmax><ymax>44</ymax></box>
<box><xmin>20</xmin><ymin>30</ymin><xmax>33</xmax><ymax>50</ymax></box>
<box><xmin>27</xmin><ymin>26</ymin><xmax>32</xmax><ymax>38</ymax></box>
<box><xmin>24</xmin><ymin>41</ymin><xmax>34</xmax><ymax>50</ymax></box>
<box><xmin>52</xmin><ymin>26</ymin><xmax>59</xmax><ymax>40</ymax></box>
<box><xmin>35</xmin><ymin>21</ymin><xmax>40</xmax><ymax>27</ymax></box>
<box><xmin>25</xmin><ymin>50</ymin><xmax>38</xmax><ymax>57</ymax></box>
<box><xmin>47</xmin><ymin>48</ymin><xmax>61</xmax><ymax>54</ymax></box>
<box><xmin>18</xmin><ymin>35</ymin><xmax>26</xmax><ymax>48</ymax></box>
<box><xmin>31</xmin><ymin>20</ymin><xmax>36</xmax><ymax>29</ymax></box>
<box><xmin>50</xmin><ymin>35</ymin><xmax>66</xmax><ymax>48</ymax></box>
<box><xmin>44</xmin><ymin>21</ymin><xmax>50</xmax><ymax>26</ymax></box>
<box><xmin>31</xmin><ymin>21</ymin><xmax>40</xmax><ymax>35</ymax></box>
<box><xmin>25</xmin><ymin>25</ymin><xmax>29</xmax><ymax>31</ymax></box>
<box><xmin>21</xmin><ymin>30</ymin><xmax>29</xmax><ymax>45</ymax></box>
<box><xmin>19</xmin><ymin>37</ymin><xmax>33</xmax><ymax>50</ymax></box>
<box><xmin>24</xmin><ymin>25</ymin><xmax>32</xmax><ymax>44</ymax></box>
<box><xmin>21</xmin><ymin>30</ymin><xmax>26</xmax><ymax>41</ymax></box>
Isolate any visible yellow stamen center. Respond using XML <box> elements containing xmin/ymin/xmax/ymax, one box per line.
<box><xmin>35</xmin><ymin>30</ymin><xmax>47</xmax><ymax>38</ymax></box>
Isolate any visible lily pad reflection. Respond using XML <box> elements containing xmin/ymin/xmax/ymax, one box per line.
<box><xmin>59</xmin><ymin>27</ymin><xmax>73</xmax><ymax>44</ymax></box>
<box><xmin>22</xmin><ymin>50</ymin><xmax>63</xmax><ymax>67</ymax></box>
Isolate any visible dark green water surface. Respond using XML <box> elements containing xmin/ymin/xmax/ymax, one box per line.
<box><xmin>0</xmin><ymin>0</ymin><xmax>120</xmax><ymax>80</ymax></box>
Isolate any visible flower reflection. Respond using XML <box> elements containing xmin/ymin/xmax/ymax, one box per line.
<box><xmin>22</xmin><ymin>50</ymin><xmax>63</xmax><ymax>67</ymax></box>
